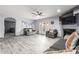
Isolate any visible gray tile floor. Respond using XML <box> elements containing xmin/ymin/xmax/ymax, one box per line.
<box><xmin>0</xmin><ymin>34</ymin><xmax>59</xmax><ymax>54</ymax></box>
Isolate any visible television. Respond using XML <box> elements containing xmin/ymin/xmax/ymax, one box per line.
<box><xmin>62</xmin><ymin>16</ymin><xmax>76</xmax><ymax>24</ymax></box>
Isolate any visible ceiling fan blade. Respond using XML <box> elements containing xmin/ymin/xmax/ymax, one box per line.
<box><xmin>32</xmin><ymin>13</ymin><xmax>37</xmax><ymax>15</ymax></box>
<box><xmin>32</xmin><ymin>13</ymin><xmax>39</xmax><ymax>16</ymax></box>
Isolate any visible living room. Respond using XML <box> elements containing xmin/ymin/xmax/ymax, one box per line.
<box><xmin>0</xmin><ymin>5</ymin><xmax>79</xmax><ymax>54</ymax></box>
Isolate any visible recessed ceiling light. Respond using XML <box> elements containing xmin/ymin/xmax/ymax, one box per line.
<box><xmin>57</xmin><ymin>9</ymin><xmax>61</xmax><ymax>13</ymax></box>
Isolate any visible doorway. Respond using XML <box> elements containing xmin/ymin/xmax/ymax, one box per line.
<box><xmin>4</xmin><ymin>17</ymin><xmax>16</xmax><ymax>38</ymax></box>
<box><xmin>39</xmin><ymin>20</ymin><xmax>50</xmax><ymax>35</ymax></box>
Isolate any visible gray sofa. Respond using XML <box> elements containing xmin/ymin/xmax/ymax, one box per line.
<box><xmin>24</xmin><ymin>28</ymin><xmax>37</xmax><ymax>36</ymax></box>
<box><xmin>46</xmin><ymin>29</ymin><xmax>58</xmax><ymax>38</ymax></box>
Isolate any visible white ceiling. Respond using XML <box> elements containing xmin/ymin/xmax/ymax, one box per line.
<box><xmin>0</xmin><ymin>5</ymin><xmax>76</xmax><ymax>20</ymax></box>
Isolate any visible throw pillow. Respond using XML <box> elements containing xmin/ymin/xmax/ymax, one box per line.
<box><xmin>70</xmin><ymin>32</ymin><xmax>78</xmax><ymax>49</ymax></box>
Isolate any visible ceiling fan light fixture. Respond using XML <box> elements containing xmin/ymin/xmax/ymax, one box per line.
<box><xmin>31</xmin><ymin>9</ymin><xmax>44</xmax><ymax>16</ymax></box>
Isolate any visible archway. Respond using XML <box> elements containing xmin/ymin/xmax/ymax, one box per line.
<box><xmin>4</xmin><ymin>17</ymin><xmax>16</xmax><ymax>37</ymax></box>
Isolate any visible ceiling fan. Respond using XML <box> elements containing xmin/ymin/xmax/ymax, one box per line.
<box><xmin>31</xmin><ymin>9</ymin><xmax>44</xmax><ymax>16</ymax></box>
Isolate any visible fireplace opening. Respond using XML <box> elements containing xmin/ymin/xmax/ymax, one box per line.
<box><xmin>63</xmin><ymin>29</ymin><xmax>76</xmax><ymax>36</ymax></box>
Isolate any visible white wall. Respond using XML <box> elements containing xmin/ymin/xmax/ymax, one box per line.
<box><xmin>22</xmin><ymin>20</ymin><xmax>35</xmax><ymax>28</ymax></box>
<box><xmin>35</xmin><ymin>16</ymin><xmax>63</xmax><ymax>37</ymax></box>
<box><xmin>0</xmin><ymin>16</ymin><xmax>23</xmax><ymax>38</ymax></box>
<box><xmin>0</xmin><ymin>15</ymin><xmax>63</xmax><ymax>38</ymax></box>
<box><xmin>0</xmin><ymin>16</ymin><xmax>4</xmax><ymax>38</ymax></box>
<box><xmin>9</xmin><ymin>17</ymin><xmax>35</xmax><ymax>36</ymax></box>
<box><xmin>18</xmin><ymin>19</ymin><xmax>36</xmax><ymax>35</ymax></box>
<box><xmin>15</xmin><ymin>17</ymin><xmax>23</xmax><ymax>35</ymax></box>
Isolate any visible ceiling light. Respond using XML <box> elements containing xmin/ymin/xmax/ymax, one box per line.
<box><xmin>57</xmin><ymin>9</ymin><xmax>61</xmax><ymax>13</ymax></box>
